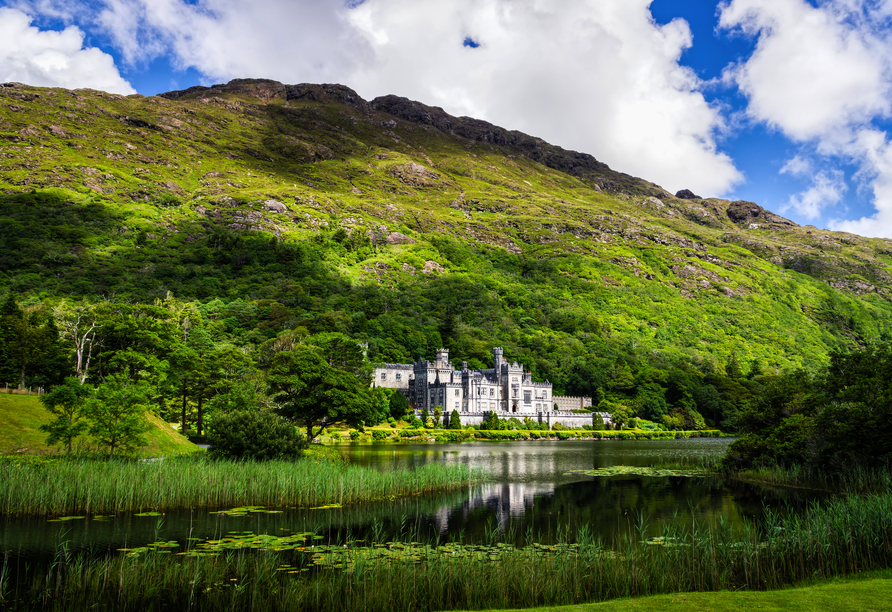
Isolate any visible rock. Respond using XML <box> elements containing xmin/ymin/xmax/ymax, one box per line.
<box><xmin>675</xmin><ymin>189</ymin><xmax>700</xmax><ymax>200</ymax></box>
<box><xmin>194</xmin><ymin>205</ymin><xmax>207</xmax><ymax>215</ymax></box>
<box><xmin>422</xmin><ymin>260</ymin><xmax>445</xmax><ymax>274</ymax></box>
<box><xmin>48</xmin><ymin>125</ymin><xmax>70</xmax><ymax>138</ymax></box>
<box><xmin>264</xmin><ymin>199</ymin><xmax>287</xmax><ymax>213</ymax></box>
<box><xmin>727</xmin><ymin>200</ymin><xmax>764</xmax><ymax>224</ymax></box>
<box><xmin>386</xmin><ymin>232</ymin><xmax>415</xmax><ymax>245</ymax></box>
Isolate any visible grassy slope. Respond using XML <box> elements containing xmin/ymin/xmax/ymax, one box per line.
<box><xmin>0</xmin><ymin>393</ymin><xmax>199</xmax><ymax>456</ymax></box>
<box><xmin>479</xmin><ymin>575</ymin><xmax>892</xmax><ymax>612</ymax></box>
<box><xmin>2</xmin><ymin>81</ymin><xmax>892</xmax><ymax>371</ymax></box>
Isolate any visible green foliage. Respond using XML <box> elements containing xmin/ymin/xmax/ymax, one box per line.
<box><xmin>268</xmin><ymin>343</ymin><xmax>374</xmax><ymax>440</ymax></box>
<box><xmin>388</xmin><ymin>391</ymin><xmax>409</xmax><ymax>420</ymax></box>
<box><xmin>207</xmin><ymin>410</ymin><xmax>306</xmax><ymax>460</ymax></box>
<box><xmin>83</xmin><ymin>374</ymin><xmax>151</xmax><ymax>459</ymax></box>
<box><xmin>481</xmin><ymin>411</ymin><xmax>502</xmax><ymax>431</ymax></box>
<box><xmin>38</xmin><ymin>377</ymin><xmax>92</xmax><ymax>454</ymax></box>
<box><xmin>725</xmin><ymin>346</ymin><xmax>892</xmax><ymax>471</ymax></box>
<box><xmin>448</xmin><ymin>409</ymin><xmax>461</xmax><ymax>430</ymax></box>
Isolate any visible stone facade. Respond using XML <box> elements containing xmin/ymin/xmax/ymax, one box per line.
<box><xmin>374</xmin><ymin>347</ymin><xmax>596</xmax><ymax>424</ymax></box>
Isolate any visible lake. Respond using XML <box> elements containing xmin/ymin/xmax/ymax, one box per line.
<box><xmin>0</xmin><ymin>438</ymin><xmax>818</xmax><ymax>562</ymax></box>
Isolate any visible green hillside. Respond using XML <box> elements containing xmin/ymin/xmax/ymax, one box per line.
<box><xmin>1</xmin><ymin>78</ymin><xmax>891</xmax><ymax>428</ymax></box>
<box><xmin>0</xmin><ymin>393</ymin><xmax>200</xmax><ymax>456</ymax></box>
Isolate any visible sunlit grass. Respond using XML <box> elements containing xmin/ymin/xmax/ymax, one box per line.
<box><xmin>0</xmin><ymin>456</ymin><xmax>485</xmax><ymax>515</ymax></box>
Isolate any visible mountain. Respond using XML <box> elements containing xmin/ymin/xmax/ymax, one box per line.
<box><xmin>1</xmin><ymin>77</ymin><xmax>891</xmax><ymax>385</ymax></box>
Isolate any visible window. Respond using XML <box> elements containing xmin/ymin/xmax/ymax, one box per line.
<box><xmin>396</xmin><ymin>373</ymin><xmax>402</xmax><ymax>381</ymax></box>
<box><xmin>490</xmin><ymin>388</ymin><xmax>494</xmax><ymax>396</ymax></box>
<box><xmin>524</xmin><ymin>391</ymin><xmax>531</xmax><ymax>404</ymax></box>
<box><xmin>478</xmin><ymin>388</ymin><xmax>482</xmax><ymax>395</ymax></box>
<box><xmin>455</xmin><ymin>402</ymin><xmax>460</xmax><ymax>410</ymax></box>
<box><xmin>455</xmin><ymin>389</ymin><xmax>459</xmax><ymax>397</ymax></box>
<box><xmin>380</xmin><ymin>373</ymin><xmax>387</xmax><ymax>381</ymax></box>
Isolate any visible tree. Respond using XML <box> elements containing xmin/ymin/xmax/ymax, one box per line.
<box><xmin>53</xmin><ymin>301</ymin><xmax>101</xmax><ymax>383</ymax></box>
<box><xmin>38</xmin><ymin>377</ymin><xmax>92</xmax><ymax>454</ymax></box>
<box><xmin>84</xmin><ymin>374</ymin><xmax>151</xmax><ymax>459</ymax></box>
<box><xmin>591</xmin><ymin>412</ymin><xmax>606</xmax><ymax>430</ymax></box>
<box><xmin>482</xmin><ymin>411</ymin><xmax>502</xmax><ymax>430</ymax></box>
<box><xmin>389</xmin><ymin>391</ymin><xmax>410</xmax><ymax>420</ymax></box>
<box><xmin>0</xmin><ymin>296</ymin><xmax>66</xmax><ymax>389</ymax></box>
<box><xmin>207</xmin><ymin>410</ymin><xmax>307</xmax><ymax>460</ymax></box>
<box><xmin>448</xmin><ymin>409</ymin><xmax>462</xmax><ymax>429</ymax></box>
<box><xmin>268</xmin><ymin>345</ymin><xmax>375</xmax><ymax>440</ymax></box>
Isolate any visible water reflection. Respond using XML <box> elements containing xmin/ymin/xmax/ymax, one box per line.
<box><xmin>1</xmin><ymin>439</ymin><xmax>823</xmax><ymax>560</ymax></box>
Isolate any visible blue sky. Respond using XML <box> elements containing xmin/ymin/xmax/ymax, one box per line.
<box><xmin>3</xmin><ymin>0</ymin><xmax>892</xmax><ymax>237</ymax></box>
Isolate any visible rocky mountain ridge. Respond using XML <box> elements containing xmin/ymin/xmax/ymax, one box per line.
<box><xmin>1</xmin><ymin>77</ymin><xmax>891</xmax><ymax>369</ymax></box>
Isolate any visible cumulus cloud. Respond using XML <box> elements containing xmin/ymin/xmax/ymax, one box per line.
<box><xmin>13</xmin><ymin>0</ymin><xmax>743</xmax><ymax>197</ymax></box>
<box><xmin>780</xmin><ymin>165</ymin><xmax>847</xmax><ymax>220</ymax></box>
<box><xmin>344</xmin><ymin>0</ymin><xmax>742</xmax><ymax>196</ymax></box>
<box><xmin>720</xmin><ymin>0</ymin><xmax>892</xmax><ymax>237</ymax></box>
<box><xmin>0</xmin><ymin>7</ymin><xmax>134</xmax><ymax>94</ymax></box>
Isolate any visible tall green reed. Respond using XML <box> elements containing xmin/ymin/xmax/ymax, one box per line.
<box><xmin>0</xmin><ymin>456</ymin><xmax>486</xmax><ymax>515</ymax></box>
<box><xmin>8</xmin><ymin>490</ymin><xmax>892</xmax><ymax>611</ymax></box>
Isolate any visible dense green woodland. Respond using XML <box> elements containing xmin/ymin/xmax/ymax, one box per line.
<box><xmin>1</xmin><ymin>80</ymin><xmax>892</xmax><ymax>461</ymax></box>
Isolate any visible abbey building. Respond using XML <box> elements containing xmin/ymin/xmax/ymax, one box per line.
<box><xmin>375</xmin><ymin>347</ymin><xmax>593</xmax><ymax>426</ymax></box>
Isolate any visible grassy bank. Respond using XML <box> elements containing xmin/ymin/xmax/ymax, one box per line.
<box><xmin>478</xmin><ymin>574</ymin><xmax>892</xmax><ymax>612</ymax></box>
<box><xmin>3</xmin><ymin>490</ymin><xmax>892</xmax><ymax>611</ymax></box>
<box><xmin>0</xmin><ymin>456</ymin><xmax>485</xmax><ymax>516</ymax></box>
<box><xmin>327</xmin><ymin>428</ymin><xmax>724</xmax><ymax>443</ymax></box>
<box><xmin>0</xmin><ymin>394</ymin><xmax>199</xmax><ymax>456</ymax></box>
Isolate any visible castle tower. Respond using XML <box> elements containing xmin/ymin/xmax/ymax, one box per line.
<box><xmin>436</xmin><ymin>348</ymin><xmax>449</xmax><ymax>368</ymax></box>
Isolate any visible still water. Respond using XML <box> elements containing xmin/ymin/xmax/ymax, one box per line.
<box><xmin>1</xmin><ymin>439</ymin><xmax>817</xmax><ymax>561</ymax></box>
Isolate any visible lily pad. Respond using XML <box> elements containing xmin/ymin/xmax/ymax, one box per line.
<box><xmin>134</xmin><ymin>511</ymin><xmax>163</xmax><ymax>517</ymax></box>
<box><xmin>568</xmin><ymin>466</ymin><xmax>715</xmax><ymax>478</ymax></box>
<box><xmin>47</xmin><ymin>516</ymin><xmax>85</xmax><ymax>522</ymax></box>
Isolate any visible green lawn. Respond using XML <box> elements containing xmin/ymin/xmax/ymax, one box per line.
<box><xmin>477</xmin><ymin>573</ymin><xmax>892</xmax><ymax>612</ymax></box>
<box><xmin>0</xmin><ymin>393</ymin><xmax>200</xmax><ymax>456</ymax></box>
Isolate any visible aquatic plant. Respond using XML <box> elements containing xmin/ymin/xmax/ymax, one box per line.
<box><xmin>0</xmin><ymin>456</ymin><xmax>485</xmax><ymax>515</ymax></box>
<box><xmin>5</xmin><ymin>490</ymin><xmax>892</xmax><ymax>611</ymax></box>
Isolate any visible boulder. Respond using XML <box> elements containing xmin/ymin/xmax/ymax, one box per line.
<box><xmin>264</xmin><ymin>199</ymin><xmax>287</xmax><ymax>213</ymax></box>
<box><xmin>386</xmin><ymin>232</ymin><xmax>415</xmax><ymax>245</ymax></box>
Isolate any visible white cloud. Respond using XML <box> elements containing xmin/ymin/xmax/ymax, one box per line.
<box><xmin>14</xmin><ymin>0</ymin><xmax>743</xmax><ymax>198</ymax></box>
<box><xmin>0</xmin><ymin>7</ymin><xmax>134</xmax><ymax>94</ymax></box>
<box><xmin>720</xmin><ymin>0</ymin><xmax>892</xmax><ymax>236</ymax></box>
<box><xmin>343</xmin><ymin>0</ymin><xmax>743</xmax><ymax>196</ymax></box>
<box><xmin>779</xmin><ymin>155</ymin><xmax>812</xmax><ymax>177</ymax></box>
<box><xmin>781</xmin><ymin>168</ymin><xmax>847</xmax><ymax>220</ymax></box>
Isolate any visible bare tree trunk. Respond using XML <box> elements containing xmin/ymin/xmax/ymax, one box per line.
<box><xmin>181</xmin><ymin>381</ymin><xmax>188</xmax><ymax>434</ymax></box>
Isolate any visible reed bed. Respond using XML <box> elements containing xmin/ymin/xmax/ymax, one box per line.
<box><xmin>4</xmin><ymin>491</ymin><xmax>892</xmax><ymax>611</ymax></box>
<box><xmin>730</xmin><ymin>463</ymin><xmax>892</xmax><ymax>494</ymax></box>
<box><xmin>0</xmin><ymin>457</ymin><xmax>486</xmax><ymax>515</ymax></box>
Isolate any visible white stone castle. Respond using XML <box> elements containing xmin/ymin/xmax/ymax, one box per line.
<box><xmin>375</xmin><ymin>347</ymin><xmax>597</xmax><ymax>427</ymax></box>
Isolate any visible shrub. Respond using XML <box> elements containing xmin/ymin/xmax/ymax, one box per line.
<box><xmin>372</xmin><ymin>430</ymin><xmax>388</xmax><ymax>441</ymax></box>
<box><xmin>389</xmin><ymin>392</ymin><xmax>409</xmax><ymax>420</ymax></box>
<box><xmin>448</xmin><ymin>409</ymin><xmax>462</xmax><ymax>430</ymax></box>
<box><xmin>591</xmin><ymin>414</ymin><xmax>606</xmax><ymax>430</ymax></box>
<box><xmin>207</xmin><ymin>410</ymin><xmax>307</xmax><ymax>460</ymax></box>
<box><xmin>349</xmin><ymin>430</ymin><xmax>361</xmax><ymax>441</ymax></box>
